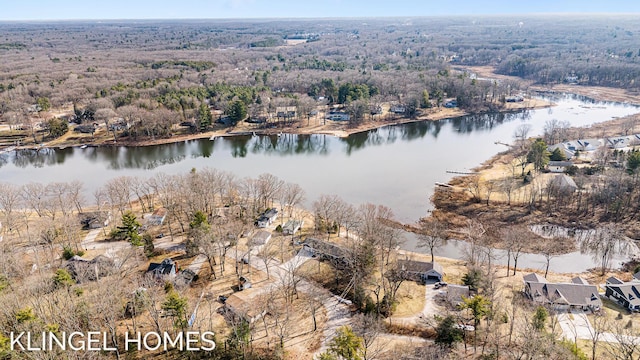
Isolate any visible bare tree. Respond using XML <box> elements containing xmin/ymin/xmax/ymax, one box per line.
<box><xmin>581</xmin><ymin>225</ymin><xmax>629</xmax><ymax>276</ymax></box>
<box><xmin>417</xmin><ymin>217</ymin><xmax>448</xmax><ymax>262</ymax></box>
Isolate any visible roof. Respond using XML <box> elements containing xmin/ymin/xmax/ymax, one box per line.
<box><xmin>447</xmin><ymin>285</ymin><xmax>470</xmax><ymax>303</ymax></box>
<box><xmin>250</xmin><ymin>230</ymin><xmax>272</xmax><ymax>246</ymax></box>
<box><xmin>548</xmin><ymin>161</ymin><xmax>573</xmax><ymax>167</ymax></box>
<box><xmin>147</xmin><ymin>258</ymin><xmax>176</xmax><ymax>275</ymax></box>
<box><xmin>606</xmin><ymin>282</ymin><xmax>640</xmax><ymax>307</ymax></box>
<box><xmin>264</xmin><ymin>208</ymin><xmax>278</xmax><ymax>218</ymax></box>
<box><xmin>283</xmin><ymin>219</ymin><xmax>302</xmax><ymax>231</ymax></box>
<box><xmin>527</xmin><ymin>282</ymin><xmax>601</xmax><ymax>308</ymax></box>
<box><xmin>224</xmin><ymin>289</ymin><xmax>266</xmax><ymax>321</ymax></box>
<box><xmin>606</xmin><ymin>276</ymin><xmax>625</xmax><ymax>285</ymax></box>
<box><xmin>523</xmin><ymin>273</ymin><xmax>547</xmax><ymax>283</ymax></box>
<box><xmin>524</xmin><ymin>274</ymin><xmax>601</xmax><ymax>308</ymax></box>
<box><xmin>550</xmin><ymin>174</ymin><xmax>578</xmax><ymax>190</ymax></box>
<box><xmin>571</xmin><ymin>277</ymin><xmax>590</xmax><ymax>285</ymax></box>
<box><xmin>397</xmin><ymin>259</ymin><xmax>443</xmax><ymax>275</ymax></box>
<box><xmin>303</xmin><ymin>237</ymin><xmax>348</xmax><ymax>259</ymax></box>
<box><xmin>634</xmin><ymin>272</ymin><xmax>640</xmax><ymax>281</ymax></box>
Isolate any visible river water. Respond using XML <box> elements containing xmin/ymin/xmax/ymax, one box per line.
<box><xmin>1</xmin><ymin>94</ymin><xmax>639</xmax><ymax>272</ymax></box>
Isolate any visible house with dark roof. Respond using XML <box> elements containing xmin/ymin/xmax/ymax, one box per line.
<box><xmin>302</xmin><ymin>237</ymin><xmax>349</xmax><ymax>269</ymax></box>
<box><xmin>605</xmin><ymin>277</ymin><xmax>640</xmax><ymax>311</ymax></box>
<box><xmin>66</xmin><ymin>255</ymin><xmax>115</xmax><ymax>283</ymax></box>
<box><xmin>447</xmin><ymin>285</ymin><xmax>470</xmax><ymax>307</ymax></box>
<box><xmin>397</xmin><ymin>259</ymin><xmax>444</xmax><ymax>283</ymax></box>
<box><xmin>79</xmin><ymin>211</ymin><xmax>111</xmax><ymax>229</ymax></box>
<box><xmin>147</xmin><ymin>258</ymin><xmax>177</xmax><ymax>279</ymax></box>
<box><xmin>523</xmin><ymin>273</ymin><xmax>601</xmax><ymax>311</ymax></box>
<box><xmin>256</xmin><ymin>208</ymin><xmax>278</xmax><ymax>228</ymax></box>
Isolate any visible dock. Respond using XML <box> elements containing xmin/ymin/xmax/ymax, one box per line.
<box><xmin>445</xmin><ymin>170</ymin><xmax>477</xmax><ymax>175</ymax></box>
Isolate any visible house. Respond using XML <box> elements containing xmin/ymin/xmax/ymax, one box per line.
<box><xmin>79</xmin><ymin>211</ymin><xmax>111</xmax><ymax>229</ymax></box>
<box><xmin>66</xmin><ymin>255</ymin><xmax>115</xmax><ymax>283</ymax></box>
<box><xmin>146</xmin><ymin>208</ymin><xmax>167</xmax><ymax>226</ymax></box>
<box><xmin>302</xmin><ymin>237</ymin><xmax>349</xmax><ymax>269</ymax></box>
<box><xmin>397</xmin><ymin>259</ymin><xmax>444</xmax><ymax>283</ymax></box>
<box><xmin>147</xmin><ymin>258</ymin><xmax>177</xmax><ymax>279</ymax></box>
<box><xmin>607</xmin><ymin>136</ymin><xmax>631</xmax><ymax>149</ymax></box>
<box><xmin>224</xmin><ymin>290</ymin><xmax>266</xmax><ymax>323</ymax></box>
<box><xmin>605</xmin><ymin>277</ymin><xmax>640</xmax><ymax>311</ymax></box>
<box><xmin>523</xmin><ymin>273</ymin><xmax>602</xmax><ymax>311</ymax></box>
<box><xmin>548</xmin><ymin>144</ymin><xmax>575</xmax><ymax>160</ymax></box>
<box><xmin>633</xmin><ymin>272</ymin><xmax>640</xmax><ymax>281</ymax></box>
<box><xmin>326</xmin><ymin>112</ymin><xmax>350</xmax><ymax>121</ymax></box>
<box><xmin>447</xmin><ymin>285</ymin><xmax>471</xmax><ymax>307</ymax></box>
<box><xmin>238</xmin><ymin>276</ymin><xmax>252</xmax><ymax>290</ymax></box>
<box><xmin>174</xmin><ymin>269</ymin><xmax>197</xmax><ymax>289</ymax></box>
<box><xmin>549</xmin><ymin>174</ymin><xmax>578</xmax><ymax>192</ymax></box>
<box><xmin>276</xmin><ymin>106</ymin><xmax>296</xmax><ymax>119</ymax></box>
<box><xmin>548</xmin><ymin>161</ymin><xmax>573</xmax><ymax>173</ymax></box>
<box><xmin>256</xmin><ymin>208</ymin><xmax>278</xmax><ymax>228</ymax></box>
<box><xmin>390</xmin><ymin>105</ymin><xmax>406</xmax><ymax>114</ymax></box>
<box><xmin>505</xmin><ymin>95</ymin><xmax>524</xmax><ymax>102</ymax></box>
<box><xmin>249</xmin><ymin>230</ymin><xmax>272</xmax><ymax>248</ymax></box>
<box><xmin>576</xmin><ymin>139</ymin><xmax>602</xmax><ymax>152</ymax></box>
<box><xmin>444</xmin><ymin>100</ymin><xmax>457</xmax><ymax>108</ymax></box>
<box><xmin>282</xmin><ymin>220</ymin><xmax>303</xmax><ymax>235</ymax></box>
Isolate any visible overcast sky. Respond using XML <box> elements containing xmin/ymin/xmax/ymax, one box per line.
<box><xmin>1</xmin><ymin>0</ymin><xmax>639</xmax><ymax>21</ymax></box>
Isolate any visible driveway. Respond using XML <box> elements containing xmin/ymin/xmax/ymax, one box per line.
<box><xmin>558</xmin><ymin>310</ymin><xmax>640</xmax><ymax>344</ymax></box>
<box><xmin>391</xmin><ymin>283</ymin><xmax>444</xmax><ymax>326</ymax></box>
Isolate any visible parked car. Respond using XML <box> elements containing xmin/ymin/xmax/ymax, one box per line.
<box><xmin>434</xmin><ymin>281</ymin><xmax>448</xmax><ymax>289</ymax></box>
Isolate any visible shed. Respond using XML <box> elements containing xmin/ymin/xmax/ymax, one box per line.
<box><xmin>447</xmin><ymin>285</ymin><xmax>470</xmax><ymax>307</ymax></box>
<box><xmin>282</xmin><ymin>220</ymin><xmax>303</xmax><ymax>235</ymax></box>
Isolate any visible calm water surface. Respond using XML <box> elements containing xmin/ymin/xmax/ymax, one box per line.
<box><xmin>2</xmin><ymin>94</ymin><xmax>639</xmax><ymax>272</ymax></box>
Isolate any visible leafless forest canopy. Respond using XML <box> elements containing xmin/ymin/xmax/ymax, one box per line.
<box><xmin>2</xmin><ymin>15</ymin><xmax>640</xmax><ymax>140</ymax></box>
<box><xmin>3</xmin><ymin>16</ymin><xmax>640</xmax><ymax>359</ymax></box>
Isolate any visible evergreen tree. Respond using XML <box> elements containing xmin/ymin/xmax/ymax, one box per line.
<box><xmin>227</xmin><ymin>100</ymin><xmax>247</xmax><ymax>124</ymax></box>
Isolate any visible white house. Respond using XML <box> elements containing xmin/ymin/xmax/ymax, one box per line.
<box><xmin>548</xmin><ymin>161</ymin><xmax>573</xmax><ymax>173</ymax></box>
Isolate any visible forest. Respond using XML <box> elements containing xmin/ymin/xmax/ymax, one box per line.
<box><xmin>3</xmin><ymin>15</ymin><xmax>640</xmax><ymax>359</ymax></box>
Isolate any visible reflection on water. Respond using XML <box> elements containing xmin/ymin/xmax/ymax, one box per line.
<box><xmin>2</xmin><ymin>94</ymin><xmax>640</xmax><ymax>274</ymax></box>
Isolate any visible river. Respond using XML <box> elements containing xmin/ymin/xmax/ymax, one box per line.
<box><xmin>1</xmin><ymin>93</ymin><xmax>639</xmax><ymax>272</ymax></box>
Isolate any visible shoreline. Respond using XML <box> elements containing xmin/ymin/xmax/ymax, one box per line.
<box><xmin>11</xmin><ymin>99</ymin><xmax>553</xmax><ymax>151</ymax></box>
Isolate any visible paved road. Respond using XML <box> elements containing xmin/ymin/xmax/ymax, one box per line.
<box><xmin>558</xmin><ymin>310</ymin><xmax>640</xmax><ymax>344</ymax></box>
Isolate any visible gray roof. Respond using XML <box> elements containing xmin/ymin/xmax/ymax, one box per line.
<box><xmin>250</xmin><ymin>230</ymin><xmax>272</xmax><ymax>246</ymax></box>
<box><xmin>523</xmin><ymin>273</ymin><xmax>547</xmax><ymax>283</ymax></box>
<box><xmin>634</xmin><ymin>272</ymin><xmax>640</xmax><ymax>281</ymax></box>
<box><xmin>527</xmin><ymin>281</ymin><xmax>601</xmax><ymax>308</ymax></box>
<box><xmin>571</xmin><ymin>277</ymin><xmax>590</xmax><ymax>285</ymax></box>
<box><xmin>607</xmin><ymin>276</ymin><xmax>625</xmax><ymax>285</ymax></box>
<box><xmin>549</xmin><ymin>161</ymin><xmax>573</xmax><ymax>167</ymax></box>
<box><xmin>447</xmin><ymin>285</ymin><xmax>470</xmax><ymax>304</ymax></box>
<box><xmin>606</xmin><ymin>282</ymin><xmax>640</xmax><ymax>307</ymax></box>
<box><xmin>397</xmin><ymin>259</ymin><xmax>443</xmax><ymax>275</ymax></box>
<box><xmin>303</xmin><ymin>237</ymin><xmax>348</xmax><ymax>259</ymax></box>
<box><xmin>551</xmin><ymin>174</ymin><xmax>578</xmax><ymax>190</ymax></box>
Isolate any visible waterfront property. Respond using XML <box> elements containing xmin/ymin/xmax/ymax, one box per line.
<box><xmin>447</xmin><ymin>284</ymin><xmax>471</xmax><ymax>307</ymax></box>
<box><xmin>256</xmin><ymin>208</ymin><xmax>278</xmax><ymax>228</ymax></box>
<box><xmin>397</xmin><ymin>259</ymin><xmax>444</xmax><ymax>283</ymax></box>
<box><xmin>282</xmin><ymin>219</ymin><xmax>304</xmax><ymax>235</ymax></box>
<box><xmin>523</xmin><ymin>273</ymin><xmax>601</xmax><ymax>311</ymax></box>
<box><xmin>302</xmin><ymin>237</ymin><xmax>349</xmax><ymax>269</ymax></box>
<box><xmin>548</xmin><ymin>161</ymin><xmax>573</xmax><ymax>173</ymax></box>
<box><xmin>605</xmin><ymin>277</ymin><xmax>640</xmax><ymax>311</ymax></box>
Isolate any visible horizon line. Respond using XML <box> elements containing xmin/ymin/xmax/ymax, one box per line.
<box><xmin>0</xmin><ymin>12</ymin><xmax>638</xmax><ymax>22</ymax></box>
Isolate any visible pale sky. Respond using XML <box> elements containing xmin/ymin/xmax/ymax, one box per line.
<box><xmin>1</xmin><ymin>0</ymin><xmax>639</xmax><ymax>21</ymax></box>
